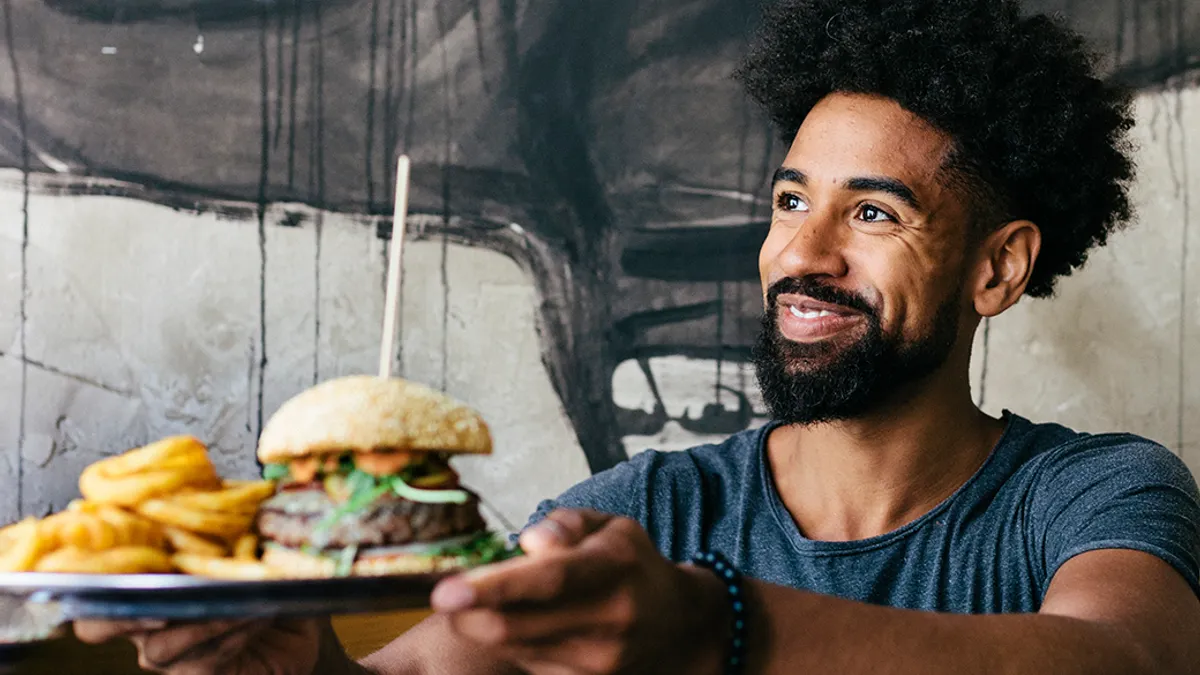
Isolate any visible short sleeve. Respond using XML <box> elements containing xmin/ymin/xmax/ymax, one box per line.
<box><xmin>1030</xmin><ymin>437</ymin><xmax>1200</xmax><ymax>598</ymax></box>
<box><xmin>515</xmin><ymin>446</ymin><xmax>715</xmax><ymax>562</ymax></box>
<box><xmin>520</xmin><ymin>449</ymin><xmax>659</xmax><ymax>532</ymax></box>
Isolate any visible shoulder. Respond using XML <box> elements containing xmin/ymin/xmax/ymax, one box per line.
<box><xmin>980</xmin><ymin>415</ymin><xmax>1200</xmax><ymax>596</ymax></box>
<box><xmin>1009</xmin><ymin>416</ymin><xmax>1197</xmax><ymax>495</ymax></box>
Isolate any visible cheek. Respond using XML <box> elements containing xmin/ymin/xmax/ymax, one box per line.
<box><xmin>887</xmin><ymin>276</ymin><xmax>962</xmax><ymax>340</ymax></box>
<box><xmin>758</xmin><ymin>226</ymin><xmax>789</xmax><ymax>286</ymax></box>
<box><xmin>853</xmin><ymin>249</ymin><xmax>927</xmax><ymax>336</ymax></box>
<box><xmin>852</xmin><ymin>229</ymin><xmax>968</xmax><ymax>339</ymax></box>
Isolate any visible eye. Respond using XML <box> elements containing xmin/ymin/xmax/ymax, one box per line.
<box><xmin>775</xmin><ymin>193</ymin><xmax>808</xmax><ymax>212</ymax></box>
<box><xmin>857</xmin><ymin>204</ymin><xmax>895</xmax><ymax>223</ymax></box>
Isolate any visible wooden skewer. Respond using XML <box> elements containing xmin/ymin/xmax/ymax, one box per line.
<box><xmin>379</xmin><ymin>155</ymin><xmax>411</xmax><ymax>379</ymax></box>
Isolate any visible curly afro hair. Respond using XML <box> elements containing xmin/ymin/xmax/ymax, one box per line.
<box><xmin>735</xmin><ymin>0</ymin><xmax>1136</xmax><ymax>298</ymax></box>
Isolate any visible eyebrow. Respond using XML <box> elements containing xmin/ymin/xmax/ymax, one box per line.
<box><xmin>772</xmin><ymin>167</ymin><xmax>923</xmax><ymax>211</ymax></box>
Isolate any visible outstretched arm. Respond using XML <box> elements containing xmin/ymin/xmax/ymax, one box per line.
<box><xmin>420</xmin><ymin>510</ymin><xmax>1200</xmax><ymax>675</ymax></box>
<box><xmin>737</xmin><ymin>548</ymin><xmax>1199</xmax><ymax>674</ymax></box>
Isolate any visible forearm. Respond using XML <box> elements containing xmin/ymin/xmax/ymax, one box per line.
<box><xmin>743</xmin><ymin>581</ymin><xmax>1157</xmax><ymax>675</ymax></box>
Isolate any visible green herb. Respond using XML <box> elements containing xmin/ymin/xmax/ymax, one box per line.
<box><xmin>315</xmin><ymin>470</ymin><xmax>391</xmax><ymax>533</ymax></box>
<box><xmin>390</xmin><ymin>475</ymin><xmax>469</xmax><ymax>504</ymax></box>
<box><xmin>262</xmin><ymin>463</ymin><xmax>291</xmax><ymax>481</ymax></box>
<box><xmin>434</xmin><ymin>532</ymin><xmax>524</xmax><ymax>566</ymax></box>
<box><xmin>334</xmin><ymin>544</ymin><xmax>359</xmax><ymax>577</ymax></box>
<box><xmin>347</xmin><ymin>482</ymin><xmax>392</xmax><ymax>512</ymax></box>
<box><xmin>343</xmin><ymin>469</ymin><xmax>378</xmax><ymax>500</ymax></box>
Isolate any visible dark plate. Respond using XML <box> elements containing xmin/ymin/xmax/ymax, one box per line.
<box><xmin>0</xmin><ymin>572</ymin><xmax>449</xmax><ymax>621</ymax></box>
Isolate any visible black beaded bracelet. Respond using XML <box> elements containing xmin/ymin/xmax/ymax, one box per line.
<box><xmin>692</xmin><ymin>551</ymin><xmax>747</xmax><ymax>675</ymax></box>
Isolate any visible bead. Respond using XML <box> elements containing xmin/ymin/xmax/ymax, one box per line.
<box><xmin>695</xmin><ymin>551</ymin><xmax>745</xmax><ymax>675</ymax></box>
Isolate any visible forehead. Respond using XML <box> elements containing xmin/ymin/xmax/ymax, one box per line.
<box><xmin>782</xmin><ymin>93</ymin><xmax>955</xmax><ymax>196</ymax></box>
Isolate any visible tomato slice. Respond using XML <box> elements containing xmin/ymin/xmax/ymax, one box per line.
<box><xmin>289</xmin><ymin>457</ymin><xmax>320</xmax><ymax>484</ymax></box>
<box><xmin>353</xmin><ymin>451</ymin><xmax>415</xmax><ymax>476</ymax></box>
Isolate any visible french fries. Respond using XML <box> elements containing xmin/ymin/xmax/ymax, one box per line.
<box><xmin>0</xmin><ymin>519</ymin><xmax>51</xmax><ymax>573</ymax></box>
<box><xmin>135</xmin><ymin>498</ymin><xmax>255</xmax><ymax>539</ymax></box>
<box><xmin>168</xmin><ymin>481</ymin><xmax>275</xmax><ymax>515</ymax></box>
<box><xmin>171</xmin><ymin>554</ymin><xmax>278</xmax><ymax>581</ymax></box>
<box><xmin>233</xmin><ymin>534</ymin><xmax>259</xmax><ymax>561</ymax></box>
<box><xmin>163</xmin><ymin>526</ymin><xmax>228</xmax><ymax>558</ymax></box>
<box><xmin>34</xmin><ymin>547</ymin><xmax>175</xmax><ymax>574</ymax></box>
<box><xmin>0</xmin><ymin>437</ymin><xmax>278</xmax><ymax>579</ymax></box>
<box><xmin>40</xmin><ymin>504</ymin><xmax>165</xmax><ymax>551</ymax></box>
<box><xmin>79</xmin><ymin>436</ymin><xmax>221</xmax><ymax>506</ymax></box>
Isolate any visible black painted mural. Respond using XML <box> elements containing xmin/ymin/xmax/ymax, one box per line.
<box><xmin>0</xmin><ymin>0</ymin><xmax>1197</xmax><ymax>474</ymax></box>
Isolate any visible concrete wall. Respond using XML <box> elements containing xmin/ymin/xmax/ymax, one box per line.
<box><xmin>0</xmin><ymin>190</ymin><xmax>592</xmax><ymax>527</ymax></box>
<box><xmin>1</xmin><ymin>84</ymin><xmax>1198</xmax><ymax>527</ymax></box>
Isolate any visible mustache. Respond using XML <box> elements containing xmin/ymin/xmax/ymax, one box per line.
<box><xmin>765</xmin><ymin>277</ymin><xmax>877</xmax><ymax>317</ymax></box>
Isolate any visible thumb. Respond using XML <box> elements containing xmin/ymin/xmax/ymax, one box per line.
<box><xmin>518</xmin><ymin>509</ymin><xmax>613</xmax><ymax>555</ymax></box>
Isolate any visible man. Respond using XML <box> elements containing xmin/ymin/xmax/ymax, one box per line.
<box><xmin>77</xmin><ymin>0</ymin><xmax>1200</xmax><ymax>673</ymax></box>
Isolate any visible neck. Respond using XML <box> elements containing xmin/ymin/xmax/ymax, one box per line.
<box><xmin>766</xmin><ymin>359</ymin><xmax>1006</xmax><ymax>542</ymax></box>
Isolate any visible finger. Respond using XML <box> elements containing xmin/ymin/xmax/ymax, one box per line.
<box><xmin>135</xmin><ymin>628</ymin><xmax>260</xmax><ymax>675</ymax></box>
<box><xmin>153</xmin><ymin>618</ymin><xmax>321</xmax><ymax>675</ymax></box>
<box><xmin>136</xmin><ymin>619</ymin><xmax>266</xmax><ymax>670</ymax></box>
<box><xmin>432</xmin><ymin>550</ymin><xmax>615</xmax><ymax>612</ymax></box>
<box><xmin>519</xmin><ymin>510</ymin><xmax>612</xmax><ymax>554</ymax></box>
<box><xmin>73</xmin><ymin>619</ymin><xmax>168</xmax><ymax>643</ymax></box>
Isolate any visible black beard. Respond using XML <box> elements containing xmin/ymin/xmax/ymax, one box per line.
<box><xmin>751</xmin><ymin>277</ymin><xmax>960</xmax><ymax>426</ymax></box>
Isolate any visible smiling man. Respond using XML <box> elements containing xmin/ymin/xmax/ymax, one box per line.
<box><xmin>75</xmin><ymin>0</ymin><xmax>1200</xmax><ymax>673</ymax></box>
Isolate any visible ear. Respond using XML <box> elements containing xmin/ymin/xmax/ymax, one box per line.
<box><xmin>970</xmin><ymin>220</ymin><xmax>1041</xmax><ymax>318</ymax></box>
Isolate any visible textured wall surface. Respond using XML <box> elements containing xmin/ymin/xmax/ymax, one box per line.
<box><xmin>0</xmin><ymin>187</ymin><xmax>591</xmax><ymax>526</ymax></box>
<box><xmin>4</xmin><ymin>0</ymin><xmax>1198</xmax><ymax>478</ymax></box>
<box><xmin>1</xmin><ymin>0</ymin><xmax>1200</xmax><ymax>532</ymax></box>
<box><xmin>978</xmin><ymin>86</ymin><xmax>1200</xmax><ymax>470</ymax></box>
<box><xmin>1</xmin><ymin>84</ymin><xmax>1198</xmax><ymax>528</ymax></box>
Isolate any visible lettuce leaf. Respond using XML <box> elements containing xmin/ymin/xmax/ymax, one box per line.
<box><xmin>434</xmin><ymin>532</ymin><xmax>523</xmax><ymax>566</ymax></box>
<box><xmin>262</xmin><ymin>463</ymin><xmax>291</xmax><ymax>481</ymax></box>
<box><xmin>316</xmin><ymin>469</ymin><xmax>391</xmax><ymax>533</ymax></box>
<box><xmin>334</xmin><ymin>544</ymin><xmax>359</xmax><ymax>577</ymax></box>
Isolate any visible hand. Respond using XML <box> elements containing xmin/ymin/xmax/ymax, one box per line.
<box><xmin>73</xmin><ymin>617</ymin><xmax>346</xmax><ymax>675</ymax></box>
<box><xmin>430</xmin><ymin>509</ymin><xmax>729</xmax><ymax>675</ymax></box>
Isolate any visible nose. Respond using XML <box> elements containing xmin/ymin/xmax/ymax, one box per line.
<box><xmin>769</xmin><ymin>209</ymin><xmax>850</xmax><ymax>282</ymax></box>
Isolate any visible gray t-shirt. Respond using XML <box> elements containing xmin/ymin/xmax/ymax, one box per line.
<box><xmin>529</xmin><ymin>413</ymin><xmax>1200</xmax><ymax>613</ymax></box>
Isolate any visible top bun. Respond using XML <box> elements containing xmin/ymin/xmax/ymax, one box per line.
<box><xmin>257</xmin><ymin>375</ymin><xmax>492</xmax><ymax>464</ymax></box>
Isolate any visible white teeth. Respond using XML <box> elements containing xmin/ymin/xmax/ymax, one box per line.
<box><xmin>788</xmin><ymin>306</ymin><xmax>836</xmax><ymax>319</ymax></box>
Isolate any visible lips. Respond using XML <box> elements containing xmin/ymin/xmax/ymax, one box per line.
<box><xmin>775</xmin><ymin>293</ymin><xmax>864</xmax><ymax>342</ymax></box>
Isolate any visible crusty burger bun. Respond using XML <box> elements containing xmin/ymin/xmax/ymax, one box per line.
<box><xmin>255</xmin><ymin>376</ymin><xmax>508</xmax><ymax>578</ymax></box>
<box><xmin>257</xmin><ymin>375</ymin><xmax>491</xmax><ymax>464</ymax></box>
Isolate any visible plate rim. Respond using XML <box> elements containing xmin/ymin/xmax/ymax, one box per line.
<box><xmin>0</xmin><ymin>570</ymin><xmax>451</xmax><ymax>594</ymax></box>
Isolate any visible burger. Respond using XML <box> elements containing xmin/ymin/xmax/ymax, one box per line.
<box><xmin>254</xmin><ymin>375</ymin><xmax>511</xmax><ymax>577</ymax></box>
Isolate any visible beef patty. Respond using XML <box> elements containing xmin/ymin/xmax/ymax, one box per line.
<box><xmin>256</xmin><ymin>487</ymin><xmax>487</xmax><ymax>549</ymax></box>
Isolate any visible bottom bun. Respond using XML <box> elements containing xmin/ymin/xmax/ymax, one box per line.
<box><xmin>262</xmin><ymin>543</ymin><xmax>474</xmax><ymax>578</ymax></box>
